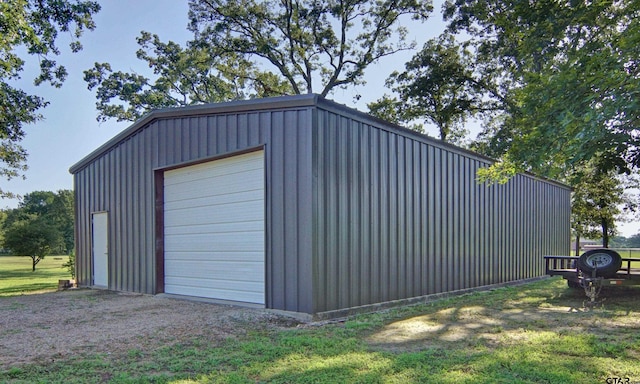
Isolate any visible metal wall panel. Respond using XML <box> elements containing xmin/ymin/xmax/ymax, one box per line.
<box><xmin>312</xmin><ymin>107</ymin><xmax>571</xmax><ymax>313</ymax></box>
<box><xmin>72</xmin><ymin>95</ymin><xmax>570</xmax><ymax>315</ymax></box>
<box><xmin>73</xmin><ymin>105</ymin><xmax>314</xmax><ymax>313</ymax></box>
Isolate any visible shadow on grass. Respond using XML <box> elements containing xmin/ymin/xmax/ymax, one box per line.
<box><xmin>363</xmin><ymin>280</ymin><xmax>640</xmax><ymax>353</ymax></box>
<box><xmin>0</xmin><ymin>269</ymin><xmax>64</xmax><ymax>279</ymax></box>
<box><xmin>2</xmin><ymin>278</ymin><xmax>639</xmax><ymax>383</ymax></box>
<box><xmin>0</xmin><ymin>283</ymin><xmax>58</xmax><ymax>296</ymax></box>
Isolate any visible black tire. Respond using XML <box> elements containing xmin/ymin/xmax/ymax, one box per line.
<box><xmin>576</xmin><ymin>249</ymin><xmax>622</xmax><ymax>278</ymax></box>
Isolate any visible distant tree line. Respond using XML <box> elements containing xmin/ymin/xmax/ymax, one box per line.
<box><xmin>0</xmin><ymin>190</ymin><xmax>74</xmax><ymax>271</ymax></box>
<box><xmin>610</xmin><ymin>234</ymin><xmax>640</xmax><ymax>249</ymax></box>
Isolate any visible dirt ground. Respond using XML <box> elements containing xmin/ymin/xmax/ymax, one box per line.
<box><xmin>0</xmin><ymin>289</ymin><xmax>305</xmax><ymax>369</ymax></box>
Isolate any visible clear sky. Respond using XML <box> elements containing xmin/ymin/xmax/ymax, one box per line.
<box><xmin>4</xmin><ymin>1</ymin><xmax>638</xmax><ymax>238</ymax></box>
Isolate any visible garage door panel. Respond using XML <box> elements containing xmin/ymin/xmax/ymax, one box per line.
<box><xmin>164</xmin><ymin>169</ymin><xmax>262</xmax><ymax>193</ymax></box>
<box><xmin>165</xmin><ymin>261</ymin><xmax>265</xmax><ymax>282</ymax></box>
<box><xmin>164</xmin><ymin>154</ymin><xmax>263</xmax><ymax>186</ymax></box>
<box><xmin>165</xmin><ymin>232</ymin><xmax>264</xmax><ymax>252</ymax></box>
<box><xmin>164</xmin><ymin>200</ymin><xmax>264</xmax><ymax>227</ymax></box>
<box><xmin>165</xmin><ymin>221</ymin><xmax>263</xmax><ymax>236</ymax></box>
<box><xmin>164</xmin><ymin>169</ymin><xmax>263</xmax><ymax>201</ymax></box>
<box><xmin>165</xmin><ymin>276</ymin><xmax>264</xmax><ymax>292</ymax></box>
<box><xmin>164</xmin><ymin>190</ymin><xmax>261</xmax><ymax>211</ymax></box>
<box><xmin>163</xmin><ymin>283</ymin><xmax>264</xmax><ymax>304</ymax></box>
<box><xmin>164</xmin><ymin>150</ymin><xmax>265</xmax><ymax>305</ymax></box>
<box><xmin>164</xmin><ymin>251</ymin><xmax>264</xmax><ymax>263</ymax></box>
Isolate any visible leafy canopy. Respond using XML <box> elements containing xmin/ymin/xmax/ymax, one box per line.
<box><xmin>570</xmin><ymin>161</ymin><xmax>638</xmax><ymax>247</ymax></box>
<box><xmin>2</xmin><ymin>190</ymin><xmax>74</xmax><ymax>254</ymax></box>
<box><xmin>368</xmin><ymin>33</ymin><xmax>504</xmax><ymax>144</ymax></box>
<box><xmin>0</xmin><ymin>0</ymin><xmax>100</xmax><ymax>198</ymax></box>
<box><xmin>85</xmin><ymin>0</ymin><xmax>433</xmax><ymax>122</ymax></box>
<box><xmin>441</xmin><ymin>0</ymin><xmax>640</xmax><ymax>180</ymax></box>
<box><xmin>3</xmin><ymin>216</ymin><xmax>62</xmax><ymax>271</ymax></box>
<box><xmin>84</xmin><ymin>32</ymin><xmax>293</xmax><ymax>122</ymax></box>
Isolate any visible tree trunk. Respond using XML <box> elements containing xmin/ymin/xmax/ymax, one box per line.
<box><xmin>575</xmin><ymin>233</ymin><xmax>580</xmax><ymax>256</ymax></box>
<box><xmin>601</xmin><ymin>218</ymin><xmax>609</xmax><ymax>248</ymax></box>
<box><xmin>30</xmin><ymin>256</ymin><xmax>42</xmax><ymax>271</ymax></box>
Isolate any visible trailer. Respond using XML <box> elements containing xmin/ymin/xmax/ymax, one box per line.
<box><xmin>544</xmin><ymin>249</ymin><xmax>640</xmax><ymax>302</ymax></box>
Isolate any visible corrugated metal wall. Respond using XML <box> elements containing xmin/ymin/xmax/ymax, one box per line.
<box><xmin>73</xmin><ymin>105</ymin><xmax>314</xmax><ymax>313</ymax></box>
<box><xmin>73</xmin><ymin>95</ymin><xmax>571</xmax><ymax>315</ymax></box>
<box><xmin>312</xmin><ymin>106</ymin><xmax>571</xmax><ymax>313</ymax></box>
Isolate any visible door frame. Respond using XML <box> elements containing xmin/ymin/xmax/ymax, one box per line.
<box><xmin>154</xmin><ymin>146</ymin><xmax>266</xmax><ymax>295</ymax></box>
<box><xmin>92</xmin><ymin>211</ymin><xmax>109</xmax><ymax>288</ymax></box>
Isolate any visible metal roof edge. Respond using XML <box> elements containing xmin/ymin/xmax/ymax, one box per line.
<box><xmin>314</xmin><ymin>96</ymin><xmax>572</xmax><ymax>191</ymax></box>
<box><xmin>69</xmin><ymin>93</ymin><xmax>570</xmax><ymax>190</ymax></box>
<box><xmin>69</xmin><ymin>94</ymin><xmax>319</xmax><ymax>174</ymax></box>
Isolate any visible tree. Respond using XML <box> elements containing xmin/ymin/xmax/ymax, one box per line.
<box><xmin>0</xmin><ymin>210</ymin><xmax>7</xmax><ymax>249</ymax></box>
<box><xmin>48</xmin><ymin>190</ymin><xmax>75</xmax><ymax>254</ymax></box>
<box><xmin>85</xmin><ymin>0</ymin><xmax>433</xmax><ymax>122</ymax></box>
<box><xmin>3</xmin><ymin>216</ymin><xmax>62</xmax><ymax>271</ymax></box>
<box><xmin>0</xmin><ymin>0</ymin><xmax>100</xmax><ymax>198</ymax></box>
<box><xmin>62</xmin><ymin>252</ymin><xmax>76</xmax><ymax>279</ymax></box>
<box><xmin>20</xmin><ymin>190</ymin><xmax>75</xmax><ymax>253</ymax></box>
<box><xmin>84</xmin><ymin>33</ymin><xmax>293</xmax><ymax>122</ymax></box>
<box><xmin>627</xmin><ymin>233</ymin><xmax>640</xmax><ymax>248</ymax></box>
<box><xmin>1</xmin><ymin>190</ymin><xmax>75</xmax><ymax>254</ymax></box>
<box><xmin>441</xmin><ymin>0</ymin><xmax>640</xmax><ymax>180</ymax></box>
<box><xmin>569</xmin><ymin>163</ymin><xmax>637</xmax><ymax>248</ymax></box>
<box><xmin>609</xmin><ymin>236</ymin><xmax>629</xmax><ymax>248</ymax></box>
<box><xmin>368</xmin><ymin>33</ymin><xmax>502</xmax><ymax>143</ymax></box>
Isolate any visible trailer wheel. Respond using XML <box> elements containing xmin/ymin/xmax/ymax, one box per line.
<box><xmin>577</xmin><ymin>249</ymin><xmax>622</xmax><ymax>278</ymax></box>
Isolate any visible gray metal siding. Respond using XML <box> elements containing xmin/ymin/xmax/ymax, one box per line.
<box><xmin>312</xmin><ymin>108</ymin><xmax>571</xmax><ymax>313</ymax></box>
<box><xmin>73</xmin><ymin>95</ymin><xmax>571</xmax><ymax>316</ymax></box>
<box><xmin>73</xmin><ymin>108</ymin><xmax>314</xmax><ymax>313</ymax></box>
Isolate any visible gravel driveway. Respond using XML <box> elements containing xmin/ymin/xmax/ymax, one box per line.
<box><xmin>0</xmin><ymin>289</ymin><xmax>304</xmax><ymax>369</ymax></box>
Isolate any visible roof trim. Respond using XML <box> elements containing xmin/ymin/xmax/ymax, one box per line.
<box><xmin>314</xmin><ymin>97</ymin><xmax>572</xmax><ymax>190</ymax></box>
<box><xmin>69</xmin><ymin>93</ymin><xmax>570</xmax><ymax>190</ymax></box>
<box><xmin>69</xmin><ymin>94</ymin><xmax>320</xmax><ymax>173</ymax></box>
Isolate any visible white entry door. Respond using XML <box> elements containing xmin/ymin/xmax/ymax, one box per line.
<box><xmin>92</xmin><ymin>212</ymin><xmax>109</xmax><ymax>287</ymax></box>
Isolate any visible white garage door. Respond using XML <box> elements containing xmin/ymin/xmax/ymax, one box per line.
<box><xmin>163</xmin><ymin>151</ymin><xmax>265</xmax><ymax>304</ymax></box>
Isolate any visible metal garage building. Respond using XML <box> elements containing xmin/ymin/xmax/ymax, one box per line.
<box><xmin>70</xmin><ymin>94</ymin><xmax>570</xmax><ymax>317</ymax></box>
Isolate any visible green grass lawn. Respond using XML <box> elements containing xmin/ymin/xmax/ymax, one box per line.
<box><xmin>605</xmin><ymin>249</ymin><xmax>640</xmax><ymax>269</ymax></box>
<box><xmin>612</xmin><ymin>249</ymin><xmax>640</xmax><ymax>267</ymax></box>
<box><xmin>0</xmin><ymin>255</ymin><xmax>71</xmax><ymax>296</ymax></box>
<box><xmin>2</xmin><ymin>277</ymin><xmax>640</xmax><ymax>383</ymax></box>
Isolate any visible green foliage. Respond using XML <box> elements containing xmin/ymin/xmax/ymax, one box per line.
<box><xmin>443</xmin><ymin>0</ymin><xmax>640</xmax><ymax>179</ymax></box>
<box><xmin>609</xmin><ymin>236</ymin><xmax>629</xmax><ymax>248</ymax></box>
<box><xmin>0</xmin><ymin>0</ymin><xmax>100</xmax><ymax>198</ymax></box>
<box><xmin>0</xmin><ymin>210</ymin><xmax>6</xmax><ymax>246</ymax></box>
<box><xmin>569</xmin><ymin>161</ymin><xmax>638</xmax><ymax>247</ymax></box>
<box><xmin>188</xmin><ymin>0</ymin><xmax>432</xmax><ymax>95</ymax></box>
<box><xmin>84</xmin><ymin>32</ymin><xmax>293</xmax><ymax>122</ymax></box>
<box><xmin>37</xmin><ymin>191</ymin><xmax>74</xmax><ymax>253</ymax></box>
<box><xmin>439</xmin><ymin>0</ymin><xmax>640</xmax><ymax>239</ymax></box>
<box><xmin>2</xmin><ymin>216</ymin><xmax>63</xmax><ymax>271</ymax></box>
<box><xmin>627</xmin><ymin>233</ymin><xmax>640</xmax><ymax>248</ymax></box>
<box><xmin>86</xmin><ymin>0</ymin><xmax>433</xmax><ymax>122</ymax></box>
<box><xmin>1</xmin><ymin>190</ymin><xmax>74</xmax><ymax>255</ymax></box>
<box><xmin>369</xmin><ymin>33</ymin><xmax>502</xmax><ymax>143</ymax></box>
<box><xmin>62</xmin><ymin>251</ymin><xmax>75</xmax><ymax>279</ymax></box>
<box><xmin>475</xmin><ymin>154</ymin><xmax>518</xmax><ymax>184</ymax></box>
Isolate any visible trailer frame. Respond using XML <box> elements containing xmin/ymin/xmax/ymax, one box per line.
<box><xmin>544</xmin><ymin>255</ymin><xmax>640</xmax><ymax>301</ymax></box>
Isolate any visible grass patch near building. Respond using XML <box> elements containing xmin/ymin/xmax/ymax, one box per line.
<box><xmin>2</xmin><ymin>277</ymin><xmax>640</xmax><ymax>383</ymax></box>
<box><xmin>0</xmin><ymin>255</ymin><xmax>71</xmax><ymax>296</ymax></box>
